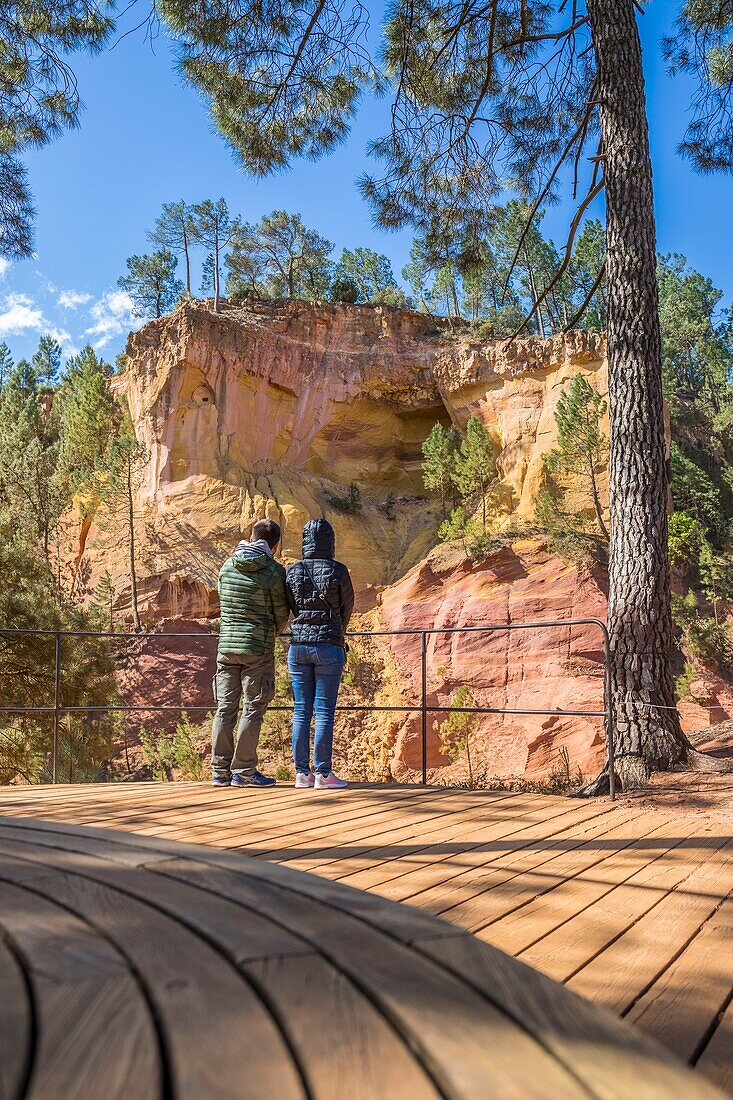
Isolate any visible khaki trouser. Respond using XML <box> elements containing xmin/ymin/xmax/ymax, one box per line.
<box><xmin>211</xmin><ymin>651</ymin><xmax>276</xmax><ymax>777</ymax></box>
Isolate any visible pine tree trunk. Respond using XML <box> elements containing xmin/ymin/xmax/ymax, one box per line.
<box><xmin>183</xmin><ymin>233</ymin><xmax>191</xmax><ymax>297</ymax></box>
<box><xmin>587</xmin><ymin>457</ymin><xmax>609</xmax><ymax>542</ymax></box>
<box><xmin>127</xmin><ymin>458</ymin><xmax>142</xmax><ymax>633</ymax></box>
<box><xmin>587</xmin><ymin>0</ymin><xmax>690</xmax><ymax>788</ymax></box>
<box><xmin>213</xmin><ymin>238</ymin><xmax>220</xmax><ymax>313</ymax></box>
<box><xmin>525</xmin><ymin>257</ymin><xmax>545</xmax><ymax>338</ymax></box>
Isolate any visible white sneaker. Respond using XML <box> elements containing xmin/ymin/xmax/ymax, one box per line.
<box><xmin>314</xmin><ymin>771</ymin><xmax>348</xmax><ymax>790</ymax></box>
<box><xmin>294</xmin><ymin>770</ymin><xmax>315</xmax><ymax>788</ymax></box>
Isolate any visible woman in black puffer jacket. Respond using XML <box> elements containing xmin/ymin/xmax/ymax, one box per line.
<box><xmin>286</xmin><ymin>519</ymin><xmax>355</xmax><ymax>790</ymax></box>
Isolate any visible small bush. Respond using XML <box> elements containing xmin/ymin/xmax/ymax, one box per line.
<box><xmin>381</xmin><ymin>492</ymin><xmax>397</xmax><ymax>520</ymax></box>
<box><xmin>140</xmin><ymin>726</ymin><xmax>173</xmax><ymax>781</ymax></box>
<box><xmin>171</xmin><ymin>712</ymin><xmax>207</xmax><ymax>781</ymax></box>
<box><xmin>673</xmin><ymin>591</ymin><xmax>733</xmax><ymax>674</ymax></box>
<box><xmin>668</xmin><ymin>511</ymin><xmax>705</xmax><ymax>572</ymax></box>
<box><xmin>327</xmin><ymin>482</ymin><xmax>362</xmax><ymax>514</ymax></box>
<box><xmin>140</xmin><ymin>712</ymin><xmax>208</xmax><ymax>781</ymax></box>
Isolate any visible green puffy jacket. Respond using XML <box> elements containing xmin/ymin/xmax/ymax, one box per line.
<box><xmin>217</xmin><ymin>543</ymin><xmax>290</xmax><ymax>656</ymax></box>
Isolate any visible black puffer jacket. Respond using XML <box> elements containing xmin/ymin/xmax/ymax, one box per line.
<box><xmin>286</xmin><ymin>519</ymin><xmax>355</xmax><ymax>646</ymax></box>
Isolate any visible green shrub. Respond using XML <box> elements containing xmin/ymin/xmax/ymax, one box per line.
<box><xmin>327</xmin><ymin>482</ymin><xmax>362</xmax><ymax>514</ymax></box>
<box><xmin>439</xmin><ymin>685</ymin><xmax>479</xmax><ymax>788</ymax></box>
<box><xmin>140</xmin><ymin>712</ymin><xmax>208</xmax><ymax>781</ymax></box>
<box><xmin>140</xmin><ymin>726</ymin><xmax>173</xmax><ymax>781</ymax></box>
<box><xmin>668</xmin><ymin>511</ymin><xmax>705</xmax><ymax>571</ymax></box>
<box><xmin>673</xmin><ymin>591</ymin><xmax>733</xmax><ymax>674</ymax></box>
<box><xmin>171</xmin><ymin>712</ymin><xmax>207</xmax><ymax>781</ymax></box>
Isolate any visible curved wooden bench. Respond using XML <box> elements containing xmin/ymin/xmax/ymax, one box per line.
<box><xmin>0</xmin><ymin>816</ymin><xmax>723</xmax><ymax>1100</ymax></box>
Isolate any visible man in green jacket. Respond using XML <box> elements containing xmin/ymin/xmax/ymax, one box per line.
<box><xmin>211</xmin><ymin>518</ymin><xmax>289</xmax><ymax>788</ymax></box>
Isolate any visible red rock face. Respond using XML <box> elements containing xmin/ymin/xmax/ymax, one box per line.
<box><xmin>379</xmin><ymin>539</ymin><xmax>610</xmax><ymax>781</ymax></box>
<box><xmin>115</xmin><ymin>620</ymin><xmax>218</xmax><ymax>735</ymax></box>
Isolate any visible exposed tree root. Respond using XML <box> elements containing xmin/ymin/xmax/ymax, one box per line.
<box><xmin>573</xmin><ymin>745</ymin><xmax>733</xmax><ymax>799</ymax></box>
<box><xmin>686</xmin><ymin>748</ymin><xmax>733</xmax><ymax>774</ymax></box>
<box><xmin>571</xmin><ymin>770</ymin><xmax>612</xmax><ymax>798</ymax></box>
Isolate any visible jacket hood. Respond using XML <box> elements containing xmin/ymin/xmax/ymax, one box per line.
<box><xmin>232</xmin><ymin>540</ymin><xmax>272</xmax><ymax>574</ymax></box>
<box><xmin>302</xmin><ymin>518</ymin><xmax>335</xmax><ymax>559</ymax></box>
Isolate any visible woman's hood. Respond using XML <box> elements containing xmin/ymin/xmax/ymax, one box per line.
<box><xmin>302</xmin><ymin>518</ymin><xmax>335</xmax><ymax>559</ymax></box>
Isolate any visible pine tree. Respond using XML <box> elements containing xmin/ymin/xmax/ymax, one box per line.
<box><xmin>439</xmin><ymin>685</ymin><xmax>479</xmax><ymax>788</ymax></box>
<box><xmin>545</xmin><ymin>376</ymin><xmax>609</xmax><ymax>541</ymax></box>
<box><xmin>99</xmin><ymin>424</ymin><xmax>150</xmax><ymax>632</ymax></box>
<box><xmin>0</xmin><ymin>358</ymin><xmax>64</xmax><ymax>564</ymax></box>
<box><xmin>0</xmin><ymin>0</ymin><xmax>112</xmax><ymax>256</ymax></box>
<box><xmin>189</xmin><ymin>199</ymin><xmax>235</xmax><ymax>312</ymax></box>
<box><xmin>332</xmin><ymin>248</ymin><xmax>398</xmax><ymax>303</ymax></box>
<box><xmin>454</xmin><ymin>418</ymin><xmax>497</xmax><ymax>535</ymax></box>
<box><xmin>32</xmin><ymin>335</ymin><xmax>62</xmax><ymax>390</ymax></box>
<box><xmin>227</xmin><ymin>211</ymin><xmax>333</xmax><ymax>300</ymax></box>
<box><xmin>421</xmin><ymin>424</ymin><xmax>461</xmax><ymax>514</ymax></box>
<box><xmin>225</xmin><ymin>232</ymin><xmax>263</xmax><ymax>302</ymax></box>
<box><xmin>0</xmin><ymin>343</ymin><xmax>13</xmax><ymax>389</ymax></box>
<box><xmin>665</xmin><ymin>4</ymin><xmax>733</xmax><ymax>172</ymax></box>
<box><xmin>568</xmin><ymin>220</ymin><xmax>608</xmax><ymax>331</ymax></box>
<box><xmin>149</xmin><ymin>202</ymin><xmax>194</xmax><ymax>296</ymax></box>
<box><xmin>56</xmin><ymin>346</ymin><xmax>119</xmax><ymax>497</ymax></box>
<box><xmin>117</xmin><ymin>251</ymin><xmax>183</xmax><ymax>319</ymax></box>
<box><xmin>200</xmin><ymin>254</ymin><xmax>216</xmax><ymax>298</ymax></box>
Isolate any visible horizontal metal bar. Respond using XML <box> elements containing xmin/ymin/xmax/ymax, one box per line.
<box><xmin>0</xmin><ymin>618</ymin><xmax>608</xmax><ymax>640</ymax></box>
<box><xmin>0</xmin><ymin>703</ymin><xmax>607</xmax><ymax>717</ymax></box>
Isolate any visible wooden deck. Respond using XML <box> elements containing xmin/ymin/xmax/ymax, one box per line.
<box><xmin>0</xmin><ymin>781</ymin><xmax>731</xmax><ymax>1095</ymax></box>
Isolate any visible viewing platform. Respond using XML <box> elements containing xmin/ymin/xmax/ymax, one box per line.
<box><xmin>0</xmin><ymin>781</ymin><xmax>730</xmax><ymax>1097</ymax></box>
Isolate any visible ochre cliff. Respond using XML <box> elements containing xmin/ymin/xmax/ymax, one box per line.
<box><xmin>79</xmin><ymin>300</ymin><xmax>727</xmax><ymax>781</ymax></box>
<box><xmin>84</xmin><ymin>298</ymin><xmax>607</xmax><ymax>618</ymax></box>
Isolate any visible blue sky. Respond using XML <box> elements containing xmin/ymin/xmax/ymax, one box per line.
<box><xmin>0</xmin><ymin>3</ymin><xmax>731</xmax><ymax>365</ymax></box>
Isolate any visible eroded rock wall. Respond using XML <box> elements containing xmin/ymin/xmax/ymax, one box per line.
<box><xmin>83</xmin><ymin>299</ymin><xmax>606</xmax><ymax>620</ymax></box>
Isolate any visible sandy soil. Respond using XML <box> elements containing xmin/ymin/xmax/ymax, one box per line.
<box><xmin>616</xmin><ymin>723</ymin><xmax>733</xmax><ymax>820</ymax></box>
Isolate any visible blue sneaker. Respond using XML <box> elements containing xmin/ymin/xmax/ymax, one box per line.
<box><xmin>212</xmin><ymin>774</ymin><xmax>230</xmax><ymax>787</ymax></box>
<box><xmin>231</xmin><ymin>770</ymin><xmax>276</xmax><ymax>788</ymax></box>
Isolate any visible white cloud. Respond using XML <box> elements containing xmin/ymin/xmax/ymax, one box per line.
<box><xmin>0</xmin><ymin>293</ymin><xmax>78</xmax><ymax>359</ymax></box>
<box><xmin>0</xmin><ymin>293</ymin><xmax>44</xmax><ymax>336</ymax></box>
<box><xmin>0</xmin><ymin>258</ymin><xmax>10</xmax><ymax>280</ymax></box>
<box><xmin>85</xmin><ymin>289</ymin><xmax>139</xmax><ymax>349</ymax></box>
<box><xmin>57</xmin><ymin>289</ymin><xmax>92</xmax><ymax>310</ymax></box>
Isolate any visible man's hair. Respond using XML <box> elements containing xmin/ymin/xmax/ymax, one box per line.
<box><xmin>251</xmin><ymin>518</ymin><xmax>281</xmax><ymax>548</ymax></box>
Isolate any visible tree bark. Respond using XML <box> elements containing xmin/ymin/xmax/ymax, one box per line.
<box><xmin>586</xmin><ymin>0</ymin><xmax>691</xmax><ymax>788</ymax></box>
<box><xmin>183</xmin><ymin>227</ymin><xmax>191</xmax><ymax>296</ymax></box>
<box><xmin>587</xmin><ymin>452</ymin><xmax>609</xmax><ymax>542</ymax></box>
<box><xmin>213</xmin><ymin>236</ymin><xmax>221</xmax><ymax>313</ymax></box>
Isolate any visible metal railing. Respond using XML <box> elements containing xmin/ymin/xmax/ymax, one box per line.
<box><xmin>0</xmin><ymin>618</ymin><xmax>615</xmax><ymax>798</ymax></box>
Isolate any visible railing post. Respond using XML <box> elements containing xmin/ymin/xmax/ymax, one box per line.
<box><xmin>52</xmin><ymin>631</ymin><xmax>61</xmax><ymax>785</ymax></box>
<box><xmin>421</xmin><ymin>632</ymin><xmax>428</xmax><ymax>786</ymax></box>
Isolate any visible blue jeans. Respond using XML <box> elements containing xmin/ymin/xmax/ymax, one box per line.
<box><xmin>288</xmin><ymin>643</ymin><xmax>345</xmax><ymax>775</ymax></box>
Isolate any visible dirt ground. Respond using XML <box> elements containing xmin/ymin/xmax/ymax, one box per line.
<box><xmin>617</xmin><ymin>722</ymin><xmax>733</xmax><ymax>820</ymax></box>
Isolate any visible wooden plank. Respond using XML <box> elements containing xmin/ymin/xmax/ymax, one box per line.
<box><xmin>151</xmin><ymin>856</ymin><xmax>590</xmax><ymax>1097</ymax></box>
<box><xmin>0</xmin><ymin>847</ymin><xmax>307</xmax><ymax>1100</ymax></box>
<box><xmin>374</xmin><ymin>802</ymin><xmax>622</xmax><ymax>909</ymax></box>
<box><xmin>518</xmin><ymin>826</ymin><xmax>721</xmax><ymax>983</ymax></box>
<box><xmin>625</xmin><ymin>894</ymin><xmax>733</xmax><ymax>1065</ymax></box>
<box><xmin>400</xmin><ymin>805</ymin><xmax>634</xmax><ymax>918</ymax></box>
<box><xmin>0</xmin><ymin>835</ymin><xmax>441</xmax><ymax>1100</ymax></box>
<box><xmin>265</xmin><ymin>792</ymin><xmax>516</xmax><ymax>872</ymax></box>
<box><xmin>315</xmin><ymin>794</ymin><xmax>590</xmax><ymax>884</ymax></box>
<box><xmin>414</xmin><ymin>932</ymin><xmax>722</xmax><ymax>1100</ymax></box>
<box><xmin>459</xmin><ymin>811</ymin><xmax>676</xmax><ymax>943</ymax></box>
<box><xmin>567</xmin><ymin>842</ymin><xmax>733</xmax><ymax>1018</ymax></box>
<box><xmin>696</xmin><ymin>995</ymin><xmax>733</xmax><ymax>1096</ymax></box>
<box><xmin>0</xmin><ymin>937</ymin><xmax>31</xmax><ymax>1100</ymax></box>
<box><xmin>0</xmin><ymin>877</ymin><xmax>161</xmax><ymax>1100</ymax></box>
